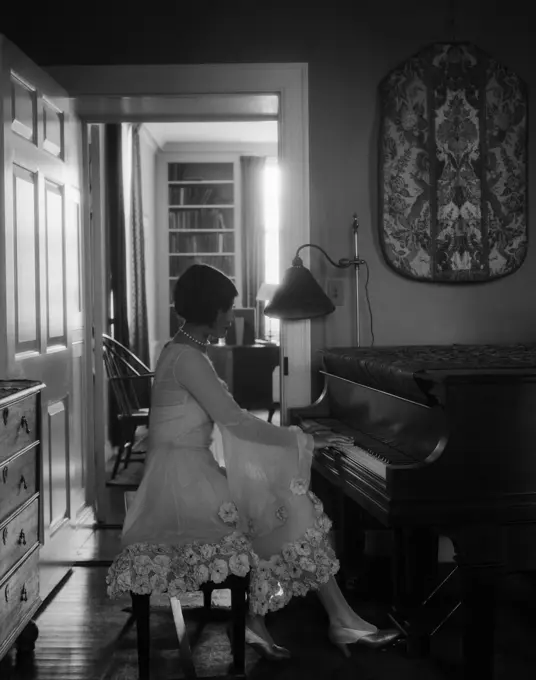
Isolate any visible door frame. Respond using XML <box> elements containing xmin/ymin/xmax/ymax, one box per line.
<box><xmin>48</xmin><ymin>63</ymin><xmax>311</xmax><ymax>523</ymax></box>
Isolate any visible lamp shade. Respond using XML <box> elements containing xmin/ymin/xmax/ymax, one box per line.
<box><xmin>264</xmin><ymin>264</ymin><xmax>335</xmax><ymax>320</ymax></box>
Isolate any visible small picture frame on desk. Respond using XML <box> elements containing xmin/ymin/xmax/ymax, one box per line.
<box><xmin>225</xmin><ymin>308</ymin><xmax>256</xmax><ymax>345</ymax></box>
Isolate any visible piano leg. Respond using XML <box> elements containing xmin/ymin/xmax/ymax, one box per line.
<box><xmin>392</xmin><ymin>528</ymin><xmax>439</xmax><ymax>611</ymax></box>
<box><xmin>458</xmin><ymin>564</ymin><xmax>496</xmax><ymax>680</ymax></box>
<box><xmin>338</xmin><ymin>496</ymin><xmax>368</xmax><ymax>591</ymax></box>
<box><xmin>451</xmin><ymin>526</ymin><xmax>506</xmax><ymax>680</ymax></box>
<box><xmin>390</xmin><ymin>527</ymin><xmax>439</xmax><ymax>657</ymax></box>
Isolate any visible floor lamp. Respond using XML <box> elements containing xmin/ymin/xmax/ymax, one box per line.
<box><xmin>263</xmin><ymin>215</ymin><xmax>365</xmax><ymax>423</ymax></box>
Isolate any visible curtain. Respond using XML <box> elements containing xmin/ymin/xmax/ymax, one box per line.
<box><xmin>240</xmin><ymin>156</ymin><xmax>266</xmax><ymax>339</ymax></box>
<box><xmin>106</xmin><ymin>124</ymin><xmax>129</xmax><ymax>345</ymax></box>
<box><xmin>128</xmin><ymin>124</ymin><xmax>150</xmax><ymax>366</ymax></box>
<box><xmin>105</xmin><ymin>124</ymin><xmax>129</xmax><ymax>446</ymax></box>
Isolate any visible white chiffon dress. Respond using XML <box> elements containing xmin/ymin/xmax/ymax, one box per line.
<box><xmin>106</xmin><ymin>342</ymin><xmax>339</xmax><ymax>615</ymax></box>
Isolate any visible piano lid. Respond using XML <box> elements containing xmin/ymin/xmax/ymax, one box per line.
<box><xmin>320</xmin><ymin>343</ymin><xmax>536</xmax><ymax>406</ymax></box>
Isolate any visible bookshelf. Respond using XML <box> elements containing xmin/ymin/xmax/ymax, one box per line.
<box><xmin>166</xmin><ymin>161</ymin><xmax>239</xmax><ymax>335</ymax></box>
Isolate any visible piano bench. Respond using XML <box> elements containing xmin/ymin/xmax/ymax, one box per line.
<box><xmin>130</xmin><ymin>574</ymin><xmax>250</xmax><ymax>679</ymax></box>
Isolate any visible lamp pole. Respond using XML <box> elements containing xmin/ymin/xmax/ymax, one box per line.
<box><xmin>352</xmin><ymin>214</ymin><xmax>361</xmax><ymax>347</ymax></box>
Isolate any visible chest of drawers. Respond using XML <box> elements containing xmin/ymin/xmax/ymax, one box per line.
<box><xmin>0</xmin><ymin>379</ymin><xmax>45</xmax><ymax>660</ymax></box>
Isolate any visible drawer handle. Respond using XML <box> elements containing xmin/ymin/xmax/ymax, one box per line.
<box><xmin>2</xmin><ymin>466</ymin><xmax>7</xmax><ymax>484</ymax></box>
<box><xmin>18</xmin><ymin>529</ymin><xmax>26</xmax><ymax>546</ymax></box>
<box><xmin>19</xmin><ymin>475</ymin><xmax>28</xmax><ymax>491</ymax></box>
<box><xmin>20</xmin><ymin>415</ymin><xmax>30</xmax><ymax>434</ymax></box>
<box><xmin>4</xmin><ymin>583</ymin><xmax>9</xmax><ymax>603</ymax></box>
<box><xmin>20</xmin><ymin>585</ymin><xmax>28</xmax><ymax>602</ymax></box>
<box><xmin>2</xmin><ymin>407</ymin><xmax>8</xmax><ymax>426</ymax></box>
<box><xmin>2</xmin><ymin>527</ymin><xmax>7</xmax><ymax>545</ymax></box>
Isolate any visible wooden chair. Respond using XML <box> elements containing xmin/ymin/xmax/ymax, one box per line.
<box><xmin>102</xmin><ymin>334</ymin><xmax>154</xmax><ymax>479</ymax></box>
<box><xmin>123</xmin><ymin>492</ymin><xmax>249</xmax><ymax>679</ymax></box>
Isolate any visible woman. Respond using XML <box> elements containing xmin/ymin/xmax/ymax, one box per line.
<box><xmin>107</xmin><ymin>264</ymin><xmax>399</xmax><ymax>660</ymax></box>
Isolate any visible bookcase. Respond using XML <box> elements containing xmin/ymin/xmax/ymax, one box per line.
<box><xmin>164</xmin><ymin>159</ymin><xmax>240</xmax><ymax>336</ymax></box>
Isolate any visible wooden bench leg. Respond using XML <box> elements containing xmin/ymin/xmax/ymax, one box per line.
<box><xmin>170</xmin><ymin>596</ymin><xmax>197</xmax><ymax>679</ymax></box>
<box><xmin>230</xmin><ymin>578</ymin><xmax>248</xmax><ymax>676</ymax></box>
<box><xmin>111</xmin><ymin>443</ymin><xmax>125</xmax><ymax>479</ymax></box>
<box><xmin>202</xmin><ymin>584</ymin><xmax>213</xmax><ymax>611</ymax></box>
<box><xmin>131</xmin><ymin>593</ymin><xmax>150</xmax><ymax>680</ymax></box>
<box><xmin>123</xmin><ymin>424</ymin><xmax>138</xmax><ymax>469</ymax></box>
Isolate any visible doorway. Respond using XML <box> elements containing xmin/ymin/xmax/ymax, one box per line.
<box><xmin>50</xmin><ymin>63</ymin><xmax>310</xmax><ymax>524</ymax></box>
<box><xmin>98</xmin><ymin>117</ymin><xmax>282</xmax><ymax>520</ymax></box>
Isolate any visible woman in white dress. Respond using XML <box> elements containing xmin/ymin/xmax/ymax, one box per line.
<box><xmin>107</xmin><ymin>264</ymin><xmax>399</xmax><ymax>660</ymax></box>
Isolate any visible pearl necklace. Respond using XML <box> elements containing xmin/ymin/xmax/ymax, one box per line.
<box><xmin>178</xmin><ymin>327</ymin><xmax>209</xmax><ymax>348</ymax></box>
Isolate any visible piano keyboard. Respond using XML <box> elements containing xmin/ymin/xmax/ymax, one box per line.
<box><xmin>336</xmin><ymin>442</ymin><xmax>387</xmax><ymax>480</ymax></box>
<box><xmin>299</xmin><ymin>417</ymin><xmax>420</xmax><ymax>479</ymax></box>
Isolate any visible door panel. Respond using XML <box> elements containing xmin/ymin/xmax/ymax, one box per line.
<box><xmin>47</xmin><ymin>399</ymin><xmax>68</xmax><ymax>531</ymax></box>
<box><xmin>11</xmin><ymin>72</ymin><xmax>37</xmax><ymax>142</ymax></box>
<box><xmin>13</xmin><ymin>165</ymin><xmax>39</xmax><ymax>352</ymax></box>
<box><xmin>44</xmin><ymin>180</ymin><xmax>66</xmax><ymax>346</ymax></box>
<box><xmin>0</xmin><ymin>35</ymin><xmax>89</xmax><ymax>600</ymax></box>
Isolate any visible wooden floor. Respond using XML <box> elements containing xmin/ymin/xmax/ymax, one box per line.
<box><xmin>1</xmin><ymin>522</ymin><xmax>536</xmax><ymax>679</ymax></box>
<box><xmin>0</xmin><ymin>566</ymin><xmax>121</xmax><ymax>680</ymax></box>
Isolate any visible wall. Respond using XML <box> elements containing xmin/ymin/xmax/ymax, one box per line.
<box><xmin>305</xmin><ymin>4</ymin><xmax>536</xmax><ymax>374</ymax></box>
<box><xmin>4</xmin><ymin>0</ymin><xmax>534</xmax><ymax>396</ymax></box>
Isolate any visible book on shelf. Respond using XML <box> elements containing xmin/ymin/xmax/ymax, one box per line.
<box><xmin>200</xmin><ymin>188</ymin><xmax>213</xmax><ymax>204</ymax></box>
<box><xmin>169</xmin><ymin>208</ymin><xmax>230</xmax><ymax>231</ymax></box>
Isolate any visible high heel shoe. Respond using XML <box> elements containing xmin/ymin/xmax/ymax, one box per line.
<box><xmin>245</xmin><ymin>627</ymin><xmax>292</xmax><ymax>660</ymax></box>
<box><xmin>328</xmin><ymin>625</ymin><xmax>401</xmax><ymax>658</ymax></box>
<box><xmin>226</xmin><ymin>623</ymin><xmax>291</xmax><ymax>661</ymax></box>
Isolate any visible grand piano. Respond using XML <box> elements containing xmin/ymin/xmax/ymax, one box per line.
<box><xmin>290</xmin><ymin>343</ymin><xmax>536</xmax><ymax>680</ymax></box>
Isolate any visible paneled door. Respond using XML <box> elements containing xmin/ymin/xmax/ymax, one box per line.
<box><xmin>0</xmin><ymin>36</ymin><xmax>89</xmax><ymax>600</ymax></box>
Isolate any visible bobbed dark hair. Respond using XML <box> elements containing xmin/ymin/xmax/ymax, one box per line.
<box><xmin>173</xmin><ymin>264</ymin><xmax>238</xmax><ymax>326</ymax></box>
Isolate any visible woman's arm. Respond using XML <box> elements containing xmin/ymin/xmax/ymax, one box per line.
<box><xmin>172</xmin><ymin>347</ymin><xmax>304</xmax><ymax>447</ymax></box>
<box><xmin>173</xmin><ymin>347</ymin><xmax>353</xmax><ymax>450</ymax></box>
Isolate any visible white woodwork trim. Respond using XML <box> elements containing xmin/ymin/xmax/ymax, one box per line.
<box><xmin>139</xmin><ymin>124</ymin><xmax>160</xmax><ymax>153</ymax></box>
<box><xmin>80</xmin><ymin>124</ymin><xmax>96</xmax><ymax>510</ymax></box>
<box><xmin>155</xmin><ymin>153</ymin><xmax>167</xmax><ymax>358</ymax></box>
<box><xmin>48</xmin><ymin>63</ymin><xmax>311</xmax><ymax>427</ymax></box>
<box><xmin>161</xmin><ymin>141</ymin><xmax>278</xmax><ymax>156</ymax></box>
<box><xmin>88</xmin><ymin>124</ymin><xmax>109</xmax><ymax>521</ymax></box>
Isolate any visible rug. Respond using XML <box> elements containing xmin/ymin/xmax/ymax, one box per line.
<box><xmin>98</xmin><ymin>590</ymin><xmax>421</xmax><ymax>680</ymax></box>
<box><xmin>106</xmin><ymin>460</ymin><xmax>145</xmax><ymax>488</ymax></box>
<box><xmin>101</xmin><ymin>590</ymin><xmax>258</xmax><ymax>679</ymax></box>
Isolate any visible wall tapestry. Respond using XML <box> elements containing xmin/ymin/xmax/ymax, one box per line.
<box><xmin>379</xmin><ymin>43</ymin><xmax>528</xmax><ymax>282</ymax></box>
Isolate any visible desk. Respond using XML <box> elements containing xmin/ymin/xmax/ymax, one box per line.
<box><xmin>207</xmin><ymin>343</ymin><xmax>279</xmax><ymax>421</ymax></box>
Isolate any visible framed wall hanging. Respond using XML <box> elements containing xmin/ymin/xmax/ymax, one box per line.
<box><xmin>379</xmin><ymin>42</ymin><xmax>528</xmax><ymax>283</ymax></box>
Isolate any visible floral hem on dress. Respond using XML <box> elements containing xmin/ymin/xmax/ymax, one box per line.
<box><xmin>106</xmin><ymin>531</ymin><xmax>255</xmax><ymax>599</ymax></box>
<box><xmin>106</xmin><ymin>487</ymin><xmax>339</xmax><ymax>615</ymax></box>
<box><xmin>248</xmin><ymin>489</ymin><xmax>339</xmax><ymax>615</ymax></box>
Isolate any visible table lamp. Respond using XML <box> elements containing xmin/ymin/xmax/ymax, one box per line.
<box><xmin>256</xmin><ymin>282</ymin><xmax>279</xmax><ymax>344</ymax></box>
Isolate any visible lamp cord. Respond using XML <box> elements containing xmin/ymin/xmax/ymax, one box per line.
<box><xmin>361</xmin><ymin>260</ymin><xmax>375</xmax><ymax>346</ymax></box>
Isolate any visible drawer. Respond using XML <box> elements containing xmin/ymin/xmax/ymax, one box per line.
<box><xmin>0</xmin><ymin>548</ymin><xmax>39</xmax><ymax>649</ymax></box>
<box><xmin>0</xmin><ymin>448</ymin><xmax>37</xmax><ymax>525</ymax></box>
<box><xmin>0</xmin><ymin>497</ymin><xmax>39</xmax><ymax>581</ymax></box>
<box><xmin>0</xmin><ymin>394</ymin><xmax>38</xmax><ymax>465</ymax></box>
